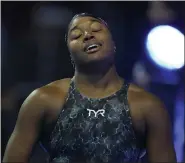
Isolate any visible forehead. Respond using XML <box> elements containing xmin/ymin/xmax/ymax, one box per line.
<box><xmin>69</xmin><ymin>16</ymin><xmax>105</xmax><ymax>30</ymax></box>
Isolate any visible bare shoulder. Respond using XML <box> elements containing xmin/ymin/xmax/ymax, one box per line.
<box><xmin>128</xmin><ymin>83</ymin><xmax>161</xmax><ymax>103</ymax></box>
<box><xmin>128</xmin><ymin>83</ymin><xmax>168</xmax><ymax>118</ymax></box>
<box><xmin>23</xmin><ymin>78</ymin><xmax>71</xmax><ymax>111</ymax></box>
<box><xmin>38</xmin><ymin>78</ymin><xmax>71</xmax><ymax>99</ymax></box>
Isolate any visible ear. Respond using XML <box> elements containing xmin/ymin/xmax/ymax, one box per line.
<box><xmin>70</xmin><ymin>53</ymin><xmax>74</xmax><ymax>60</ymax></box>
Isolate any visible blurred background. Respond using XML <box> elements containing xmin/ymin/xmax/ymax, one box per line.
<box><xmin>1</xmin><ymin>1</ymin><xmax>184</xmax><ymax>162</ymax></box>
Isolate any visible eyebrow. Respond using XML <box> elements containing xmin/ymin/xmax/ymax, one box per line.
<box><xmin>69</xmin><ymin>19</ymin><xmax>102</xmax><ymax>33</ymax></box>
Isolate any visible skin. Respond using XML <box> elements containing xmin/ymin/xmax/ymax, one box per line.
<box><xmin>3</xmin><ymin>16</ymin><xmax>176</xmax><ymax>163</ymax></box>
<box><xmin>67</xmin><ymin>16</ymin><xmax>114</xmax><ymax>64</ymax></box>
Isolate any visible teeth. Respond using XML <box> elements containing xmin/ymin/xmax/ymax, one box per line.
<box><xmin>87</xmin><ymin>44</ymin><xmax>99</xmax><ymax>51</ymax></box>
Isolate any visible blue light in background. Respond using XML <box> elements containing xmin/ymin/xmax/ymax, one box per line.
<box><xmin>146</xmin><ymin>25</ymin><xmax>184</xmax><ymax>70</ymax></box>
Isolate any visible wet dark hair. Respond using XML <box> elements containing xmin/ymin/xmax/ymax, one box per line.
<box><xmin>65</xmin><ymin>13</ymin><xmax>109</xmax><ymax>42</ymax></box>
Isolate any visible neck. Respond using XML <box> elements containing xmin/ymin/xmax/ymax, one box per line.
<box><xmin>74</xmin><ymin>65</ymin><xmax>121</xmax><ymax>89</ymax></box>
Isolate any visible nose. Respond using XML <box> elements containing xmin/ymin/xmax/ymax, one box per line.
<box><xmin>83</xmin><ymin>31</ymin><xmax>95</xmax><ymax>42</ymax></box>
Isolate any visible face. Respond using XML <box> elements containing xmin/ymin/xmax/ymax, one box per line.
<box><xmin>67</xmin><ymin>16</ymin><xmax>115</xmax><ymax>65</ymax></box>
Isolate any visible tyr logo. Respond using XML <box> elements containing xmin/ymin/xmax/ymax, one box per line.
<box><xmin>87</xmin><ymin>109</ymin><xmax>105</xmax><ymax>118</ymax></box>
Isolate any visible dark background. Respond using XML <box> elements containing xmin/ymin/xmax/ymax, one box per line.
<box><xmin>1</xmin><ymin>1</ymin><xmax>184</xmax><ymax>162</ymax></box>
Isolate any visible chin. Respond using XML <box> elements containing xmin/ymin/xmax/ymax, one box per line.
<box><xmin>77</xmin><ymin>50</ymin><xmax>112</xmax><ymax>65</ymax></box>
<box><xmin>87</xmin><ymin>51</ymin><xmax>108</xmax><ymax>61</ymax></box>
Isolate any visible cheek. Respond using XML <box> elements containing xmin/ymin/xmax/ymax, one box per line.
<box><xmin>68</xmin><ymin>41</ymin><xmax>81</xmax><ymax>53</ymax></box>
<box><xmin>103</xmin><ymin>36</ymin><xmax>114</xmax><ymax>50</ymax></box>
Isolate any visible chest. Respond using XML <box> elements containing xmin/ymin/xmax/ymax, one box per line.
<box><xmin>44</xmin><ymin>95</ymin><xmax>145</xmax><ymax>137</ymax></box>
<box><xmin>50</xmin><ymin>98</ymin><xmax>136</xmax><ymax>147</ymax></box>
<box><xmin>41</xmin><ymin>97</ymin><xmax>146</xmax><ymax>162</ymax></box>
<box><xmin>47</xmin><ymin>98</ymin><xmax>145</xmax><ymax>163</ymax></box>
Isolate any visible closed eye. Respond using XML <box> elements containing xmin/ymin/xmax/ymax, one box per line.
<box><xmin>92</xmin><ymin>29</ymin><xmax>102</xmax><ymax>32</ymax></box>
<box><xmin>70</xmin><ymin>29</ymin><xmax>82</xmax><ymax>40</ymax></box>
<box><xmin>91</xmin><ymin>22</ymin><xmax>102</xmax><ymax>32</ymax></box>
<box><xmin>72</xmin><ymin>34</ymin><xmax>82</xmax><ymax>40</ymax></box>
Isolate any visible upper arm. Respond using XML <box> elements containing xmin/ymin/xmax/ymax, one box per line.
<box><xmin>144</xmin><ymin>95</ymin><xmax>176</xmax><ymax>162</ymax></box>
<box><xmin>3</xmin><ymin>89</ymin><xmax>46</xmax><ymax>162</ymax></box>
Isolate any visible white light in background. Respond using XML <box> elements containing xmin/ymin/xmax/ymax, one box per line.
<box><xmin>146</xmin><ymin>25</ymin><xmax>184</xmax><ymax>70</ymax></box>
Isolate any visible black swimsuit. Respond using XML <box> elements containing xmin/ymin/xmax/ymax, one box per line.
<box><xmin>46</xmin><ymin>79</ymin><xmax>145</xmax><ymax>163</ymax></box>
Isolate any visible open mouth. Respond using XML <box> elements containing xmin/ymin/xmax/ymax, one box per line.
<box><xmin>85</xmin><ymin>43</ymin><xmax>102</xmax><ymax>54</ymax></box>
